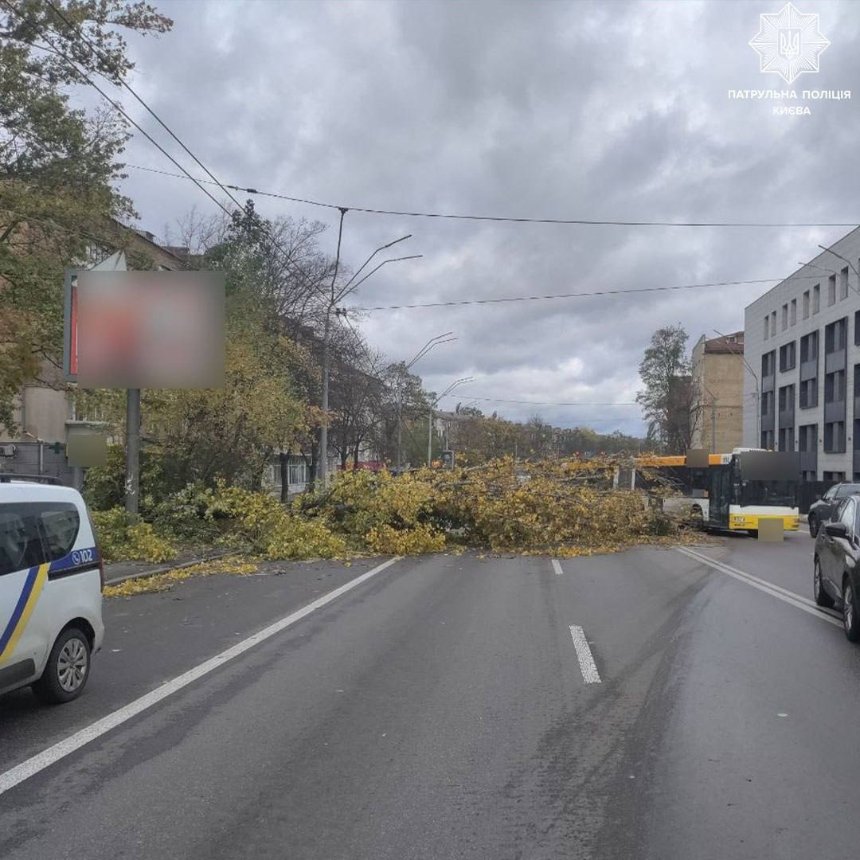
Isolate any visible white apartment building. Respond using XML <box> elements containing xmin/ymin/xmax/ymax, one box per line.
<box><xmin>744</xmin><ymin>226</ymin><xmax>860</xmax><ymax>482</ymax></box>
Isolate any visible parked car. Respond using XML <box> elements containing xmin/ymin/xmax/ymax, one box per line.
<box><xmin>813</xmin><ymin>493</ymin><xmax>860</xmax><ymax>641</ymax></box>
<box><xmin>0</xmin><ymin>476</ymin><xmax>104</xmax><ymax>703</ymax></box>
<box><xmin>807</xmin><ymin>482</ymin><xmax>860</xmax><ymax>537</ymax></box>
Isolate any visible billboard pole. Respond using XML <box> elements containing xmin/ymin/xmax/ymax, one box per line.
<box><xmin>125</xmin><ymin>389</ymin><xmax>140</xmax><ymax>514</ymax></box>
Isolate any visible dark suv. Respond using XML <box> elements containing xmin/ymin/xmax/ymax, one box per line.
<box><xmin>813</xmin><ymin>494</ymin><xmax>860</xmax><ymax>641</ymax></box>
<box><xmin>807</xmin><ymin>482</ymin><xmax>860</xmax><ymax>537</ymax></box>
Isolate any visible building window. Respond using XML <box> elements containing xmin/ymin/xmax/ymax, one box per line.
<box><xmin>779</xmin><ymin>341</ymin><xmax>796</xmax><ymax>372</ymax></box>
<box><xmin>760</xmin><ymin>429</ymin><xmax>775</xmax><ymax>450</ymax></box>
<box><xmin>778</xmin><ymin>427</ymin><xmax>795</xmax><ymax>452</ymax></box>
<box><xmin>777</xmin><ymin>427</ymin><xmax>794</xmax><ymax>451</ymax></box>
<box><xmin>761</xmin><ymin>350</ymin><xmax>775</xmax><ymax>377</ymax></box>
<box><xmin>813</xmin><ymin>284</ymin><xmax>820</xmax><ymax>313</ymax></box>
<box><xmin>825</xmin><ymin>317</ymin><xmax>848</xmax><ymax>353</ymax></box>
<box><xmin>790</xmin><ymin>298</ymin><xmax>797</xmax><ymax>325</ymax></box>
<box><xmin>800</xmin><ymin>330</ymin><xmax>818</xmax><ymax>363</ymax></box>
<box><xmin>799</xmin><ymin>423</ymin><xmax>817</xmax><ymax>452</ymax></box>
<box><xmin>828</xmin><ymin>274</ymin><xmax>837</xmax><ymax>306</ymax></box>
<box><xmin>825</xmin><ymin>370</ymin><xmax>846</xmax><ymax>402</ymax></box>
<box><xmin>771</xmin><ymin>311</ymin><xmax>777</xmax><ymax>336</ymax></box>
<box><xmin>800</xmin><ymin>378</ymin><xmax>818</xmax><ymax>409</ymax></box>
<box><xmin>778</xmin><ymin>383</ymin><xmax>795</xmax><ymax>411</ymax></box>
<box><xmin>781</xmin><ymin>304</ymin><xmax>788</xmax><ymax>330</ymax></box>
<box><xmin>824</xmin><ymin>422</ymin><xmax>846</xmax><ymax>454</ymax></box>
<box><xmin>803</xmin><ymin>291</ymin><xmax>810</xmax><ymax>319</ymax></box>
<box><xmin>824</xmin><ymin>471</ymin><xmax>847</xmax><ymax>482</ymax></box>
<box><xmin>764</xmin><ymin>317</ymin><xmax>769</xmax><ymax>339</ymax></box>
<box><xmin>856</xmin><ymin>311</ymin><xmax>860</xmax><ymax>346</ymax></box>
<box><xmin>841</xmin><ymin>266</ymin><xmax>850</xmax><ymax>300</ymax></box>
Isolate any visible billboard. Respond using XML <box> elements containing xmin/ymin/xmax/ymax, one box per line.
<box><xmin>65</xmin><ymin>268</ymin><xmax>225</xmax><ymax>389</ymax></box>
<box><xmin>64</xmin><ymin>250</ymin><xmax>128</xmax><ymax>382</ymax></box>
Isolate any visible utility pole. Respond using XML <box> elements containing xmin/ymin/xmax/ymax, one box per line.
<box><xmin>395</xmin><ymin>333</ymin><xmax>456</xmax><ymax>469</ymax></box>
<box><xmin>318</xmin><ymin>219</ymin><xmax>420</xmax><ymax>489</ymax></box>
<box><xmin>426</xmin><ymin>376</ymin><xmax>472</xmax><ymax>466</ymax></box>
<box><xmin>318</xmin><ymin>207</ymin><xmax>347</xmax><ymax>491</ymax></box>
<box><xmin>125</xmin><ymin>389</ymin><xmax>140</xmax><ymax>513</ymax></box>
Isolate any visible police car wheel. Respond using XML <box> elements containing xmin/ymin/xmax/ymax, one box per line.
<box><xmin>32</xmin><ymin>627</ymin><xmax>91</xmax><ymax>705</ymax></box>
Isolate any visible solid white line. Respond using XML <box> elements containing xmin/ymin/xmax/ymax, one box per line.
<box><xmin>675</xmin><ymin>547</ymin><xmax>842</xmax><ymax>628</ymax></box>
<box><xmin>0</xmin><ymin>556</ymin><xmax>402</xmax><ymax>798</ymax></box>
<box><xmin>569</xmin><ymin>625</ymin><xmax>602</xmax><ymax>684</ymax></box>
<box><xmin>551</xmin><ymin>559</ymin><xmax>564</xmax><ymax>576</ymax></box>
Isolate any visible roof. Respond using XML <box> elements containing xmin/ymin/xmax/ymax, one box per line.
<box><xmin>703</xmin><ymin>331</ymin><xmax>744</xmax><ymax>354</ymax></box>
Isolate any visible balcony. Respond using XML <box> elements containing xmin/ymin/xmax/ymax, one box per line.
<box><xmin>824</xmin><ymin>400</ymin><xmax>846</xmax><ymax>423</ymax></box>
<box><xmin>800</xmin><ymin>359</ymin><xmax>818</xmax><ymax>382</ymax></box>
<box><xmin>825</xmin><ymin>351</ymin><xmax>846</xmax><ymax>374</ymax></box>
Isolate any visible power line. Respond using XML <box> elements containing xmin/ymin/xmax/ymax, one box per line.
<box><xmin>122</xmin><ymin>164</ymin><xmax>860</xmax><ymax>230</ymax></box>
<box><xmin>446</xmin><ymin>396</ymin><xmax>640</xmax><ymax>407</ymax></box>
<box><xmin>0</xmin><ymin>1</ymin><xmax>237</xmax><ymax>223</ymax></box>
<box><xmin>43</xmin><ymin>0</ymin><xmax>246</xmax><ymax>214</ymax></box>
<box><xmin>12</xmin><ymin>1</ymin><xmax>323</xmax><ymax>301</ymax></box>
<box><xmin>341</xmin><ymin>277</ymin><xmax>819</xmax><ymax>312</ymax></box>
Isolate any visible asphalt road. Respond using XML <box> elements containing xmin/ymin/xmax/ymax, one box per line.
<box><xmin>3</xmin><ymin>532</ymin><xmax>860</xmax><ymax>859</ymax></box>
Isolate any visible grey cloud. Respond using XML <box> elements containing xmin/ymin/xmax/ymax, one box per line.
<box><xmin>112</xmin><ymin>0</ymin><xmax>860</xmax><ymax>436</ymax></box>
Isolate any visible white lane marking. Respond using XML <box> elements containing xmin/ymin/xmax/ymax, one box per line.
<box><xmin>551</xmin><ymin>559</ymin><xmax>564</xmax><ymax>576</ymax></box>
<box><xmin>569</xmin><ymin>625</ymin><xmax>602</xmax><ymax>684</ymax></box>
<box><xmin>675</xmin><ymin>547</ymin><xmax>842</xmax><ymax>628</ymax></box>
<box><xmin>0</xmin><ymin>557</ymin><xmax>402</xmax><ymax>798</ymax></box>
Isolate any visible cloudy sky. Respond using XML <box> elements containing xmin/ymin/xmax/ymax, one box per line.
<box><xmin>111</xmin><ymin>0</ymin><xmax>860</xmax><ymax>434</ymax></box>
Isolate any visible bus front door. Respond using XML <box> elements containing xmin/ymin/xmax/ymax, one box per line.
<box><xmin>707</xmin><ymin>464</ymin><xmax>731</xmax><ymax>529</ymax></box>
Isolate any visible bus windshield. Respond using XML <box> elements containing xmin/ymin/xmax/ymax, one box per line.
<box><xmin>740</xmin><ymin>480</ymin><xmax>797</xmax><ymax>508</ymax></box>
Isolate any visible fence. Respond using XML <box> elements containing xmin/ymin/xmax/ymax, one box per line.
<box><xmin>0</xmin><ymin>441</ymin><xmax>77</xmax><ymax>487</ymax></box>
<box><xmin>797</xmin><ymin>481</ymin><xmax>830</xmax><ymax>515</ymax></box>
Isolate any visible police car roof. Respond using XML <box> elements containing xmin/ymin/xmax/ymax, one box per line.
<box><xmin>0</xmin><ymin>481</ymin><xmax>83</xmax><ymax>503</ymax></box>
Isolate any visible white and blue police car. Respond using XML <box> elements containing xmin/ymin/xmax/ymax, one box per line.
<box><xmin>0</xmin><ymin>476</ymin><xmax>104</xmax><ymax>704</ymax></box>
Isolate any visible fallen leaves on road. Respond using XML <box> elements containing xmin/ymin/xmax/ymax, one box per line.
<box><xmin>103</xmin><ymin>556</ymin><xmax>258</xmax><ymax>598</ymax></box>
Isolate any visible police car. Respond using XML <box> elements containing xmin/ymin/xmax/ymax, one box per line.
<box><xmin>0</xmin><ymin>476</ymin><xmax>104</xmax><ymax>704</ymax></box>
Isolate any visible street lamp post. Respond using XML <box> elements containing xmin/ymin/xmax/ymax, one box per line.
<box><xmin>427</xmin><ymin>377</ymin><xmax>473</xmax><ymax>465</ymax></box>
<box><xmin>816</xmin><ymin>244</ymin><xmax>860</xmax><ymax>297</ymax></box>
<box><xmin>318</xmin><ymin>222</ymin><xmax>421</xmax><ymax>489</ymax></box>
<box><xmin>395</xmin><ymin>333</ymin><xmax>456</xmax><ymax>470</ymax></box>
<box><xmin>713</xmin><ymin>328</ymin><xmax>761</xmax><ymax>446</ymax></box>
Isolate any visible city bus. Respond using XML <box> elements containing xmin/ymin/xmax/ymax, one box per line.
<box><xmin>635</xmin><ymin>449</ymin><xmax>800</xmax><ymax>533</ymax></box>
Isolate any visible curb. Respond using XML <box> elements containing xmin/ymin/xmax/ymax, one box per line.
<box><xmin>104</xmin><ymin>549</ymin><xmax>238</xmax><ymax>586</ymax></box>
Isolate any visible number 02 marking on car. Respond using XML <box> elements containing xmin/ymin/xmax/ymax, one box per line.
<box><xmin>71</xmin><ymin>549</ymin><xmax>94</xmax><ymax>566</ymax></box>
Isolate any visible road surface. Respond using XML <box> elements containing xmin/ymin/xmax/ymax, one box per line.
<box><xmin>2</xmin><ymin>533</ymin><xmax>860</xmax><ymax>859</ymax></box>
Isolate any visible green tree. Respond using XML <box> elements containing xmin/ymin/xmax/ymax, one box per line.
<box><xmin>636</xmin><ymin>324</ymin><xmax>692</xmax><ymax>453</ymax></box>
<box><xmin>0</xmin><ymin>0</ymin><xmax>172</xmax><ymax>427</ymax></box>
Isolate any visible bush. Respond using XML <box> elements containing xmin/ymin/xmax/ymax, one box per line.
<box><xmin>365</xmin><ymin>523</ymin><xmax>446</xmax><ymax>555</ymax></box>
<box><xmin>147</xmin><ymin>484</ymin><xmax>223</xmax><ymax>544</ymax></box>
<box><xmin>91</xmin><ymin>508</ymin><xmax>177</xmax><ymax>563</ymax></box>
<box><xmin>200</xmin><ymin>483</ymin><xmax>347</xmax><ymax>559</ymax></box>
<box><xmin>264</xmin><ymin>517</ymin><xmax>348</xmax><ymax>560</ymax></box>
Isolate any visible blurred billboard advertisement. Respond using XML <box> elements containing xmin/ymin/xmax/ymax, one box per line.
<box><xmin>73</xmin><ymin>271</ymin><xmax>225</xmax><ymax>389</ymax></box>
